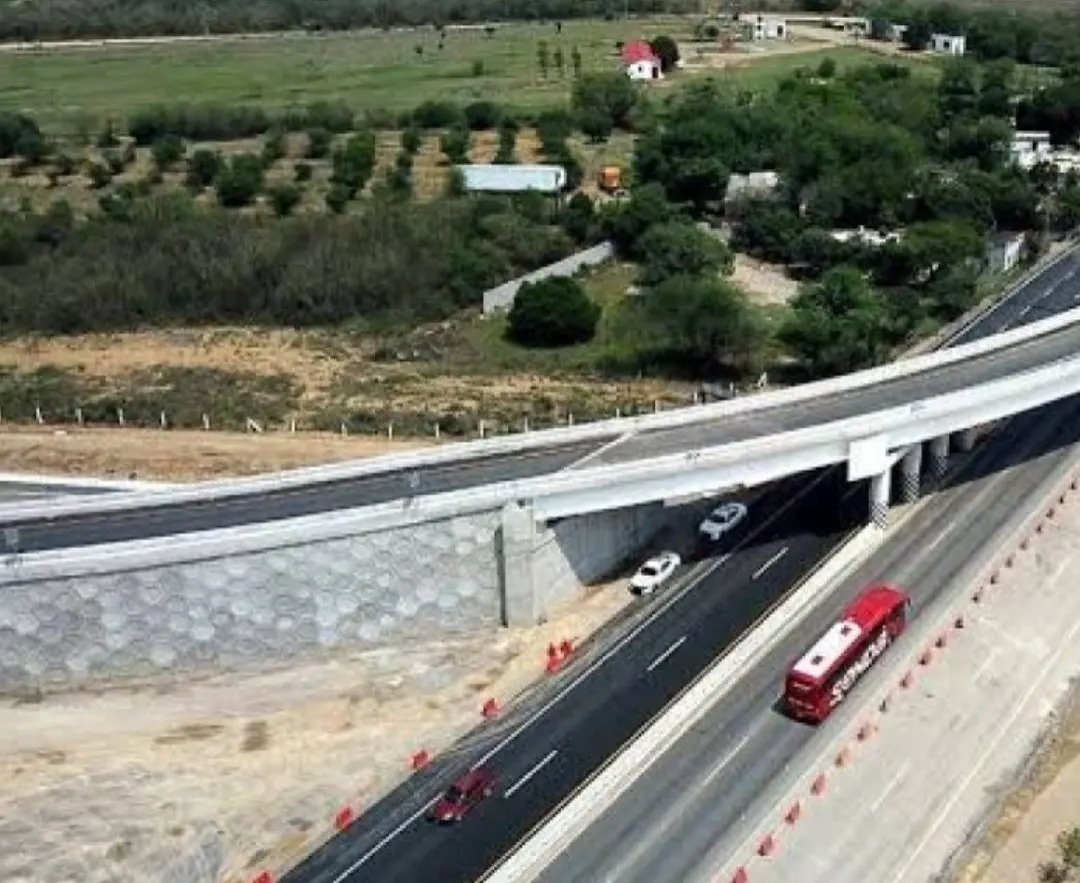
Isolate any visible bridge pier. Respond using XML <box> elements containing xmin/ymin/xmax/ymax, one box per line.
<box><xmin>929</xmin><ymin>434</ymin><xmax>950</xmax><ymax>485</ymax></box>
<box><xmin>869</xmin><ymin>468</ymin><xmax>891</xmax><ymax>530</ymax></box>
<box><xmin>953</xmin><ymin>427</ymin><xmax>977</xmax><ymax>453</ymax></box>
<box><xmin>899</xmin><ymin>444</ymin><xmax>923</xmax><ymax>503</ymax></box>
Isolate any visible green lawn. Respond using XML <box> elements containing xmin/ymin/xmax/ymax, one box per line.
<box><xmin>718</xmin><ymin>45</ymin><xmax>941</xmax><ymax>91</ymax></box>
<box><xmin>0</xmin><ymin>18</ymin><xmax>693</xmax><ymax>132</ymax></box>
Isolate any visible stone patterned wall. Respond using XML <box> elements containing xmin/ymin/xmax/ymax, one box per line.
<box><xmin>0</xmin><ymin>510</ymin><xmax>501</xmax><ymax>694</ymax></box>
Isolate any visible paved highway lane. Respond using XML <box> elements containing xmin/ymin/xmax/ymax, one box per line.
<box><xmin>535</xmin><ymin>393</ymin><xmax>1080</xmax><ymax>883</ymax></box>
<box><xmin>280</xmin><ymin>471</ymin><xmax>863</xmax><ymax>883</ymax></box>
<box><xmin>3</xmin><ymin>246</ymin><xmax>1079</xmax><ymax>552</ymax></box>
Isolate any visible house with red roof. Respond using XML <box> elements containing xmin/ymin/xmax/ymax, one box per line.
<box><xmin>620</xmin><ymin>40</ymin><xmax>662</xmax><ymax>81</ymax></box>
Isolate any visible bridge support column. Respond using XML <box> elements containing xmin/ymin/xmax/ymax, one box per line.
<box><xmin>953</xmin><ymin>427</ymin><xmax>976</xmax><ymax>453</ymax></box>
<box><xmin>869</xmin><ymin>468</ymin><xmax>891</xmax><ymax>530</ymax></box>
<box><xmin>900</xmin><ymin>444</ymin><xmax>923</xmax><ymax>504</ymax></box>
<box><xmin>499</xmin><ymin>502</ymin><xmax>542</xmax><ymax>627</ymax></box>
<box><xmin>929</xmin><ymin>435</ymin><xmax>949</xmax><ymax>485</ymax></box>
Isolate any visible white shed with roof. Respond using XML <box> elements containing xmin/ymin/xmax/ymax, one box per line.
<box><xmin>457</xmin><ymin>164</ymin><xmax>566</xmax><ymax>194</ymax></box>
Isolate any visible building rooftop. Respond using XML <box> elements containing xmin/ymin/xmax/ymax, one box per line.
<box><xmin>456</xmin><ymin>164</ymin><xmax>566</xmax><ymax>194</ymax></box>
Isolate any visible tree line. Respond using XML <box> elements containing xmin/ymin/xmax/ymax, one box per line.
<box><xmin>0</xmin><ymin>0</ymin><xmax>698</xmax><ymax>43</ymax></box>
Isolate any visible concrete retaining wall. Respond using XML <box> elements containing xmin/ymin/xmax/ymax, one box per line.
<box><xmin>482</xmin><ymin>242</ymin><xmax>615</xmax><ymax>314</ymax></box>
<box><xmin>0</xmin><ymin>501</ymin><xmax>681</xmax><ymax>694</ymax></box>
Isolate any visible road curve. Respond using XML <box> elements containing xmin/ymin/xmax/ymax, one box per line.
<box><xmin>536</xmin><ymin>392</ymin><xmax>1080</xmax><ymax>883</ymax></box>
<box><xmin>2</xmin><ymin>247</ymin><xmax>1080</xmax><ymax>554</ymax></box>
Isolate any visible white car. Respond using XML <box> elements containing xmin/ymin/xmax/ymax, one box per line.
<box><xmin>630</xmin><ymin>552</ymin><xmax>682</xmax><ymax>595</ymax></box>
<box><xmin>698</xmin><ymin>501</ymin><xmax>749</xmax><ymax>542</ymax></box>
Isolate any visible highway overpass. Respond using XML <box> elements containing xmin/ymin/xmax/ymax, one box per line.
<box><xmin>0</xmin><ymin>246</ymin><xmax>1079</xmax><ymax>698</ymax></box>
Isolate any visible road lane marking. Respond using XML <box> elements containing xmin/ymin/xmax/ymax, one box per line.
<box><xmin>646</xmin><ymin>636</ymin><xmax>688</xmax><ymax>672</ymax></box>
<box><xmin>569</xmin><ymin>433</ymin><xmax>635</xmax><ymax>469</ymax></box>
<box><xmin>326</xmin><ymin>471</ymin><xmax>832</xmax><ymax>879</ymax></box>
<box><xmin>870</xmin><ymin>761</ymin><xmax>910</xmax><ymax>814</ymax></box>
<box><xmin>887</xmin><ymin>611</ymin><xmax>1080</xmax><ymax>883</ymax></box>
<box><xmin>973</xmin><ymin>649</ymin><xmax>999</xmax><ymax>685</ymax></box>
<box><xmin>505</xmin><ymin>751</ymin><xmax>559</xmax><ymax>799</ymax></box>
<box><xmin>753</xmin><ymin>547</ymin><xmax>789</xmax><ymax>580</ymax></box>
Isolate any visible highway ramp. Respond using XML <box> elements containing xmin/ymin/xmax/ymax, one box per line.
<box><xmin>532</xmin><ymin>393</ymin><xmax>1080</xmax><ymax>883</ymax></box>
<box><xmin>2</xmin><ymin>246</ymin><xmax>1080</xmax><ymax>554</ymax></box>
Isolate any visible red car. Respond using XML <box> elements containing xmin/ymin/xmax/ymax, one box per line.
<box><xmin>428</xmin><ymin>767</ymin><xmax>496</xmax><ymax>824</ymax></box>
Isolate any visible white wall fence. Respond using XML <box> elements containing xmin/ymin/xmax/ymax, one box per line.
<box><xmin>482</xmin><ymin>241</ymin><xmax>615</xmax><ymax>314</ymax></box>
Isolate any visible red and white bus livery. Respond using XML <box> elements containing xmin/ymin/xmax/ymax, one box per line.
<box><xmin>783</xmin><ymin>584</ymin><xmax>910</xmax><ymax>723</ymax></box>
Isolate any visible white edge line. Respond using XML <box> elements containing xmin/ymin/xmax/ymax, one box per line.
<box><xmin>646</xmin><ymin>636</ymin><xmax>688</xmax><ymax>673</ymax></box>
<box><xmin>484</xmin><ymin>524</ymin><xmax>883</xmax><ymax>883</ymax></box>
<box><xmin>753</xmin><ymin>547</ymin><xmax>789</xmax><ymax>580</ymax></box>
<box><xmin>869</xmin><ymin>761</ymin><xmax>910</xmax><ymax>815</ymax></box>
<box><xmin>329</xmin><ymin>473</ymin><xmax>830</xmax><ymax>878</ymax></box>
<box><xmin>567</xmin><ymin>431</ymin><xmax>636</xmax><ymax>469</ymax></box>
<box><xmin>504</xmin><ymin>751</ymin><xmax>560</xmax><ymax>799</ymax></box>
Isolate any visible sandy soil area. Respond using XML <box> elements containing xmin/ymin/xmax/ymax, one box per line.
<box><xmin>0</xmin><ymin>425</ymin><xmax>435</xmax><ymax>481</ymax></box>
<box><xmin>954</xmin><ymin>694</ymin><xmax>1080</xmax><ymax>883</ymax></box>
<box><xmin>0</xmin><ymin>584</ymin><xmax>634</xmax><ymax>883</ymax></box>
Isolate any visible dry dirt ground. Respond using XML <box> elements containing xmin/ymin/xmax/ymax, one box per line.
<box><xmin>0</xmin><ymin>585</ymin><xmax>635</xmax><ymax>883</ymax></box>
<box><xmin>953</xmin><ymin>694</ymin><xmax>1080</xmax><ymax>883</ymax></box>
<box><xmin>0</xmin><ymin>425</ymin><xmax>434</xmax><ymax>481</ymax></box>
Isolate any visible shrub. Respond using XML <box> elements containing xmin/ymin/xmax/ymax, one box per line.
<box><xmin>325</xmin><ymin>183</ymin><xmax>351</xmax><ymax>214</ymax></box>
<box><xmin>413</xmin><ymin>100</ymin><xmax>463</xmax><ymax>129</ymax></box>
<box><xmin>464</xmin><ymin>100</ymin><xmax>503</xmax><ymax>131</ymax></box>
<box><xmin>401</xmin><ymin>126</ymin><xmax>423</xmax><ymax>154</ymax></box>
<box><xmin>268</xmin><ymin>183</ymin><xmax>302</xmax><ymax>217</ymax></box>
<box><xmin>507</xmin><ymin>277</ymin><xmax>601</xmax><ymax>347</ymax></box>
<box><xmin>305</xmin><ymin>127</ymin><xmax>333</xmax><ymax>159</ymax></box>
<box><xmin>293</xmin><ymin>161</ymin><xmax>313</xmax><ymax>183</ymax></box>
<box><xmin>215</xmin><ymin>154</ymin><xmax>265</xmax><ymax>207</ymax></box>
<box><xmin>86</xmin><ymin>162</ymin><xmax>112</xmax><ymax>189</ymax></box>
<box><xmin>185</xmin><ymin>149</ymin><xmax>221</xmax><ymax>189</ymax></box>
<box><xmin>151</xmin><ymin>134</ymin><xmax>185</xmax><ymax>170</ymax></box>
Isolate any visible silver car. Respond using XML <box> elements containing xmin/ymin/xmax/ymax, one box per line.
<box><xmin>698</xmin><ymin>501</ymin><xmax>749</xmax><ymax>542</ymax></box>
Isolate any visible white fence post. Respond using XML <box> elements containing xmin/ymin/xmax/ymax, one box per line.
<box><xmin>117</xmin><ymin>408</ymin><xmax>124</xmax><ymax>427</ymax></box>
<box><xmin>388</xmin><ymin>422</ymin><xmax>394</xmax><ymax>442</ymax></box>
<box><xmin>479</xmin><ymin>420</ymin><xmax>486</xmax><ymax>439</ymax></box>
<box><xmin>159</xmin><ymin>411</ymin><xmax>167</xmax><ymax>429</ymax></box>
<box><xmin>340</xmin><ymin>422</ymin><xmax>348</xmax><ymax>437</ymax></box>
<box><xmin>34</xmin><ymin>406</ymin><xmax>43</xmax><ymax>425</ymax></box>
<box><xmin>523</xmin><ymin>417</ymin><xmax>529</xmax><ymax>433</ymax></box>
<box><xmin>290</xmin><ymin>418</ymin><xmax>296</xmax><ymax>433</ymax></box>
<box><xmin>75</xmin><ymin>407</ymin><xmax>83</xmax><ymax>425</ymax></box>
<box><xmin>434</xmin><ymin>422</ymin><xmax>440</xmax><ymax>441</ymax></box>
<box><xmin>568</xmin><ymin>412</ymin><xmax>574</xmax><ymax>426</ymax></box>
<box><xmin>202</xmin><ymin>414</ymin><xmax>210</xmax><ymax>430</ymax></box>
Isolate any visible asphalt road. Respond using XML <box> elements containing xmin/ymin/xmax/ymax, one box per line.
<box><xmin>280</xmin><ymin>468</ymin><xmax>861</xmax><ymax>883</ymax></box>
<box><xmin>534</xmin><ymin>391</ymin><xmax>1080</xmax><ymax>883</ymax></box>
<box><xmin>1</xmin><ymin>246</ymin><xmax>1078</xmax><ymax>552</ymax></box>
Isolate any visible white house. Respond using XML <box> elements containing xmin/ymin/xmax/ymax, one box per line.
<box><xmin>749</xmin><ymin>15</ymin><xmax>787</xmax><ymax>41</ymax></box>
<box><xmin>620</xmin><ymin>40</ymin><xmax>663</xmax><ymax>81</ymax></box>
<box><xmin>985</xmin><ymin>232</ymin><xmax>1025</xmax><ymax>275</ymax></box>
<box><xmin>1011</xmin><ymin>131</ymin><xmax>1053</xmax><ymax>169</ymax></box>
<box><xmin>929</xmin><ymin>33</ymin><xmax>966</xmax><ymax>55</ymax></box>
<box><xmin>725</xmin><ymin>171</ymin><xmax>780</xmax><ymax>205</ymax></box>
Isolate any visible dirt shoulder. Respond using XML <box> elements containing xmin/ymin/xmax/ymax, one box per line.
<box><xmin>0</xmin><ymin>424</ymin><xmax>435</xmax><ymax>481</ymax></box>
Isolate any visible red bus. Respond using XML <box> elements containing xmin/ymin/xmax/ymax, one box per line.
<box><xmin>784</xmin><ymin>585</ymin><xmax>910</xmax><ymax>723</ymax></box>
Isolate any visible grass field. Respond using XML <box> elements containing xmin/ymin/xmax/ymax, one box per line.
<box><xmin>0</xmin><ymin>19</ymin><xmax>696</xmax><ymax>132</ymax></box>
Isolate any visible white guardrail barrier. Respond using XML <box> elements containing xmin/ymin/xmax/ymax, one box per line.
<box><xmin>7</xmin><ymin>333</ymin><xmax>1080</xmax><ymax>578</ymax></box>
<box><xmin>0</xmin><ymin>243</ymin><xmax>1077</xmax><ymax>525</ymax></box>
<box><xmin>484</xmin><ymin>523</ymin><xmax>884</xmax><ymax>883</ymax></box>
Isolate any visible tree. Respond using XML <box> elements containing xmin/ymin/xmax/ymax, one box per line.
<box><xmin>268</xmin><ymin>183</ymin><xmax>302</xmax><ymax>217</ymax></box>
<box><xmin>637</xmin><ymin>222</ymin><xmax>733</xmax><ymax>287</ymax></box>
<box><xmin>601</xmin><ymin>182</ymin><xmax>678</xmax><ymax>258</ymax></box>
<box><xmin>151</xmin><ymin>134</ymin><xmax>185</xmax><ymax>170</ymax></box>
<box><xmin>440</xmin><ymin>125</ymin><xmax>471</xmax><ymax>165</ymax></box>
<box><xmin>401</xmin><ymin>125</ymin><xmax>423</xmax><ymax>154</ymax></box>
<box><xmin>645</xmin><ymin>275</ymin><xmax>765</xmax><ymax>371</ymax></box>
<box><xmin>215</xmin><ymin>153</ymin><xmax>264</xmax><ymax>207</ymax></box>
<box><xmin>330</xmin><ymin>130</ymin><xmax>378</xmax><ymax>195</ymax></box>
<box><xmin>649</xmin><ymin>35</ymin><xmax>680</xmax><ymax>73</ymax></box>
<box><xmin>571</xmin><ymin>45</ymin><xmax>583</xmax><ymax>78</ymax></box>
<box><xmin>561</xmin><ymin>192</ymin><xmax>596</xmax><ymax>243</ymax></box>
<box><xmin>507</xmin><ymin>277</ymin><xmax>600</xmax><ymax>348</ymax></box>
<box><xmin>185</xmin><ymin>148</ymin><xmax>220</xmax><ymax>189</ymax></box>
<box><xmin>553</xmin><ymin>44</ymin><xmax>565</xmax><ymax>77</ymax></box>
<box><xmin>571</xmin><ymin>72</ymin><xmax>638</xmax><ymax>134</ymax></box>
<box><xmin>780</xmin><ymin>266</ymin><xmax>892</xmax><ymax>379</ymax></box>
<box><xmin>305</xmin><ymin>127</ymin><xmax>333</xmax><ymax>159</ymax></box>
<box><xmin>537</xmin><ymin>40</ymin><xmax>550</xmax><ymax>78</ymax></box>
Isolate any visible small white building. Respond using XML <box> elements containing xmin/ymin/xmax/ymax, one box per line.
<box><xmin>457</xmin><ymin>164</ymin><xmax>566</xmax><ymax>194</ymax></box>
<box><xmin>749</xmin><ymin>15</ymin><xmax>787</xmax><ymax>41</ymax></box>
<box><xmin>620</xmin><ymin>40</ymin><xmax>663</xmax><ymax>81</ymax></box>
<box><xmin>1011</xmin><ymin>131</ymin><xmax>1053</xmax><ymax>170</ymax></box>
<box><xmin>929</xmin><ymin>33</ymin><xmax>966</xmax><ymax>55</ymax></box>
<box><xmin>830</xmin><ymin>227</ymin><xmax>903</xmax><ymax>247</ymax></box>
<box><xmin>985</xmin><ymin>232</ymin><xmax>1025</xmax><ymax>275</ymax></box>
<box><xmin>724</xmin><ymin>171</ymin><xmax>780</xmax><ymax>205</ymax></box>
